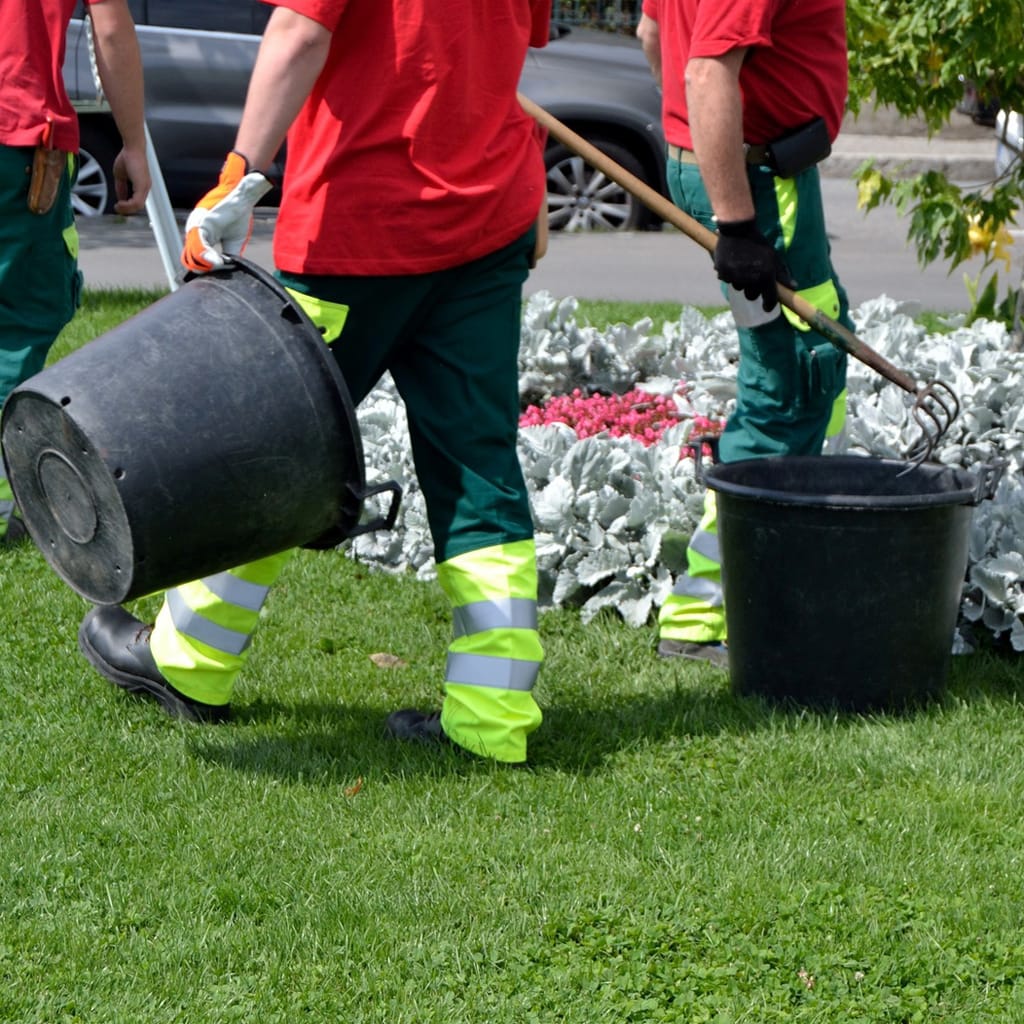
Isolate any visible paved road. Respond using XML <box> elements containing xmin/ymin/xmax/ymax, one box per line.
<box><xmin>77</xmin><ymin>174</ymin><xmax>999</xmax><ymax>313</ymax></box>
<box><xmin>528</xmin><ymin>176</ymin><xmax>998</xmax><ymax>311</ymax></box>
<box><xmin>75</xmin><ymin>98</ymin><xmax>1009</xmax><ymax>311</ymax></box>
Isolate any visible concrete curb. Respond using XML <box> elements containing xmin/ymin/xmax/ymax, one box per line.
<box><xmin>823</xmin><ymin>107</ymin><xmax>997</xmax><ymax>182</ymax></box>
<box><xmin>824</xmin><ymin>133</ymin><xmax>995</xmax><ymax>182</ymax></box>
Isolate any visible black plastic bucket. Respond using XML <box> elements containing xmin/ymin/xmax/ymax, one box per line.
<box><xmin>704</xmin><ymin>455</ymin><xmax>998</xmax><ymax>711</ymax></box>
<box><xmin>1</xmin><ymin>259</ymin><xmax>399</xmax><ymax>604</ymax></box>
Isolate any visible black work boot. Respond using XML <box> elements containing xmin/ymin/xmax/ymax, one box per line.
<box><xmin>385</xmin><ymin>708</ymin><xmax>449</xmax><ymax>746</ymax></box>
<box><xmin>1</xmin><ymin>513</ymin><xmax>28</xmax><ymax>547</ymax></box>
<box><xmin>78</xmin><ymin>605</ymin><xmax>230</xmax><ymax>724</ymax></box>
<box><xmin>657</xmin><ymin>638</ymin><xmax>729</xmax><ymax>670</ymax></box>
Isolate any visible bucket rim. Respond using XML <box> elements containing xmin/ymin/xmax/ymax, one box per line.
<box><xmin>704</xmin><ymin>454</ymin><xmax>981</xmax><ymax>510</ymax></box>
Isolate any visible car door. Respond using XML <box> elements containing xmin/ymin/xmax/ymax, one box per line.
<box><xmin>66</xmin><ymin>0</ymin><xmax>275</xmax><ymax>213</ymax></box>
<box><xmin>144</xmin><ymin>0</ymin><xmax>271</xmax><ymax>34</ymax></box>
<box><xmin>132</xmin><ymin>1</ymin><xmax>275</xmax><ymax>205</ymax></box>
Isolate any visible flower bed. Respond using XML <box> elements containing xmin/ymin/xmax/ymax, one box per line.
<box><xmin>519</xmin><ymin>387</ymin><xmax>724</xmax><ymax>449</ymax></box>
<box><xmin>350</xmin><ymin>291</ymin><xmax>1024</xmax><ymax>652</ymax></box>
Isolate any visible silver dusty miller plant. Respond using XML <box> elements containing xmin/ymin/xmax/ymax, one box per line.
<box><xmin>349</xmin><ymin>291</ymin><xmax>1023</xmax><ymax>651</ymax></box>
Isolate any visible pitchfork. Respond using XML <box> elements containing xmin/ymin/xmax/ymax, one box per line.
<box><xmin>519</xmin><ymin>94</ymin><xmax>960</xmax><ymax>467</ymax></box>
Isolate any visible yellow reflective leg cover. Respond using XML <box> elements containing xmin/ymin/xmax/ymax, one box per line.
<box><xmin>149</xmin><ymin>549</ymin><xmax>296</xmax><ymax>706</ymax></box>
<box><xmin>826</xmin><ymin>388</ymin><xmax>847</xmax><ymax>438</ymax></box>
<box><xmin>658</xmin><ymin>490</ymin><xmax>726</xmax><ymax>644</ymax></box>
<box><xmin>0</xmin><ymin>471</ymin><xmax>13</xmax><ymax>538</ymax></box>
<box><xmin>437</xmin><ymin>539</ymin><xmax>543</xmax><ymax>763</ymax></box>
<box><xmin>283</xmin><ymin>287</ymin><xmax>349</xmax><ymax>343</ymax></box>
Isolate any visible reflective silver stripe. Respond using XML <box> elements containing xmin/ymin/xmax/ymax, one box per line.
<box><xmin>689</xmin><ymin>528</ymin><xmax>720</xmax><ymax>562</ymax></box>
<box><xmin>201</xmin><ymin>571</ymin><xmax>271</xmax><ymax>612</ymax></box>
<box><xmin>671</xmin><ymin>574</ymin><xmax>724</xmax><ymax>606</ymax></box>
<box><xmin>452</xmin><ymin>598</ymin><xmax>538</xmax><ymax>639</ymax></box>
<box><xmin>166</xmin><ymin>588</ymin><xmax>252</xmax><ymax>656</ymax></box>
<box><xmin>445</xmin><ymin>653</ymin><xmax>540</xmax><ymax>692</ymax></box>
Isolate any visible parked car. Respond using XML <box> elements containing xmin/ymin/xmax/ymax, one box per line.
<box><xmin>521</xmin><ymin>25</ymin><xmax>665</xmax><ymax>230</ymax></box>
<box><xmin>994</xmin><ymin>107</ymin><xmax>1023</xmax><ymax>346</ymax></box>
<box><xmin>64</xmin><ymin>7</ymin><xmax>666</xmax><ymax>231</ymax></box>
<box><xmin>995</xmin><ymin>107</ymin><xmax>1023</xmax><ymax>178</ymax></box>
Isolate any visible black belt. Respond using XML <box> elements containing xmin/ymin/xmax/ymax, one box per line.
<box><xmin>668</xmin><ymin>142</ymin><xmax>770</xmax><ymax>166</ymax></box>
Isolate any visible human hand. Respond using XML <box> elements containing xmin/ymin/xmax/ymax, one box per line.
<box><xmin>712</xmin><ymin>218</ymin><xmax>792</xmax><ymax>312</ymax></box>
<box><xmin>111</xmin><ymin>144</ymin><xmax>151</xmax><ymax>215</ymax></box>
<box><xmin>181</xmin><ymin>151</ymin><xmax>273</xmax><ymax>273</ymax></box>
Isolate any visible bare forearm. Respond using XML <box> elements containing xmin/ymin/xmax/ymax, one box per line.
<box><xmin>88</xmin><ymin>0</ymin><xmax>147</xmax><ymax>151</ymax></box>
<box><xmin>637</xmin><ymin>13</ymin><xmax>662</xmax><ymax>87</ymax></box>
<box><xmin>686</xmin><ymin>52</ymin><xmax>754</xmax><ymax>223</ymax></box>
<box><xmin>233</xmin><ymin>7</ymin><xmax>332</xmax><ymax>172</ymax></box>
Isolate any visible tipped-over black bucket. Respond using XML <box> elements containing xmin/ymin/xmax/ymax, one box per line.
<box><xmin>704</xmin><ymin>455</ymin><xmax>999</xmax><ymax>711</ymax></box>
<box><xmin>1</xmin><ymin>258</ymin><xmax>399</xmax><ymax>604</ymax></box>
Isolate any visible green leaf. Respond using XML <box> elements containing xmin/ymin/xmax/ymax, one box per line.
<box><xmin>968</xmin><ymin>271</ymin><xmax>1000</xmax><ymax>323</ymax></box>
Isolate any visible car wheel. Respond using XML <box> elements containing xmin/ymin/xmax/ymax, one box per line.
<box><xmin>73</xmin><ymin>121</ymin><xmax>119</xmax><ymax>217</ymax></box>
<box><xmin>544</xmin><ymin>139</ymin><xmax>652</xmax><ymax>232</ymax></box>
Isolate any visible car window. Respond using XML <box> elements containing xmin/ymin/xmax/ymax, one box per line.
<box><xmin>72</xmin><ymin>0</ymin><xmax>145</xmax><ymax>17</ymax></box>
<box><xmin>143</xmin><ymin>0</ymin><xmax>269</xmax><ymax>34</ymax></box>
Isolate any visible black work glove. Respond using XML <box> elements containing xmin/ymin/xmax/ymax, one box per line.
<box><xmin>712</xmin><ymin>218</ymin><xmax>792</xmax><ymax>313</ymax></box>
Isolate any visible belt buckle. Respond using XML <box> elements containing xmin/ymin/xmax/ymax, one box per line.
<box><xmin>743</xmin><ymin>142</ymin><xmax>768</xmax><ymax>165</ymax></box>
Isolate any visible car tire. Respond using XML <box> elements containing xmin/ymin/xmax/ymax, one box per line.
<box><xmin>73</xmin><ymin>119</ymin><xmax>120</xmax><ymax>217</ymax></box>
<box><xmin>544</xmin><ymin>138</ymin><xmax>656</xmax><ymax>232</ymax></box>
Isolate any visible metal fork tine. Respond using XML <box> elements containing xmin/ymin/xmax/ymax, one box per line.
<box><xmin>904</xmin><ymin>380</ymin><xmax>960</xmax><ymax>468</ymax></box>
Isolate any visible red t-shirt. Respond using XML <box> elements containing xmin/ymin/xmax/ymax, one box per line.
<box><xmin>0</xmin><ymin>0</ymin><xmax>98</xmax><ymax>150</ymax></box>
<box><xmin>265</xmin><ymin>0</ymin><xmax>551</xmax><ymax>276</ymax></box>
<box><xmin>643</xmin><ymin>0</ymin><xmax>847</xmax><ymax>149</ymax></box>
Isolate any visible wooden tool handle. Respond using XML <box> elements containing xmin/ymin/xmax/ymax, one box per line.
<box><xmin>518</xmin><ymin>92</ymin><xmax>920</xmax><ymax>396</ymax></box>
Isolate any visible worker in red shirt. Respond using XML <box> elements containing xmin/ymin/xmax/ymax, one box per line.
<box><xmin>78</xmin><ymin>0</ymin><xmax>550</xmax><ymax>764</ymax></box>
<box><xmin>639</xmin><ymin>0</ymin><xmax>853</xmax><ymax>667</ymax></box>
<box><xmin>0</xmin><ymin>0</ymin><xmax>149</xmax><ymax>544</ymax></box>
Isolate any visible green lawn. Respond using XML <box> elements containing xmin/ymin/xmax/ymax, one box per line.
<box><xmin>2</xmin><ymin>290</ymin><xmax>1023</xmax><ymax>1022</ymax></box>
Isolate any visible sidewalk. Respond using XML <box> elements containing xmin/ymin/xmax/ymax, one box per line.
<box><xmin>826</xmin><ymin>131</ymin><xmax>995</xmax><ymax>180</ymax></box>
<box><xmin>826</xmin><ymin>106</ymin><xmax>995</xmax><ymax>181</ymax></box>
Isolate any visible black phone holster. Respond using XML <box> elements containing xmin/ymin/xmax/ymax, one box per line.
<box><xmin>764</xmin><ymin>117</ymin><xmax>832</xmax><ymax>178</ymax></box>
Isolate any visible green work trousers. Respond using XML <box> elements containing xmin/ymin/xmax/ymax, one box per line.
<box><xmin>0</xmin><ymin>145</ymin><xmax>81</xmax><ymax>533</ymax></box>
<box><xmin>659</xmin><ymin>158</ymin><xmax>852</xmax><ymax>644</ymax></box>
<box><xmin>148</xmin><ymin>228</ymin><xmax>544</xmax><ymax>762</ymax></box>
<box><xmin>278</xmin><ymin>229</ymin><xmax>537</xmax><ymax>563</ymax></box>
<box><xmin>669</xmin><ymin>159</ymin><xmax>851</xmax><ymax>460</ymax></box>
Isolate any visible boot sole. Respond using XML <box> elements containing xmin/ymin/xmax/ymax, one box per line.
<box><xmin>657</xmin><ymin>639</ymin><xmax>729</xmax><ymax>670</ymax></box>
<box><xmin>77</xmin><ymin>612</ymin><xmax>226</xmax><ymax>724</ymax></box>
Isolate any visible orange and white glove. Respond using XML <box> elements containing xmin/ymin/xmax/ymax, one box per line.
<box><xmin>181</xmin><ymin>151</ymin><xmax>274</xmax><ymax>273</ymax></box>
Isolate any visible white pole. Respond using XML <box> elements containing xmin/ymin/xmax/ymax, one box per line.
<box><xmin>143</xmin><ymin>122</ymin><xmax>183</xmax><ymax>291</ymax></box>
<box><xmin>86</xmin><ymin>16</ymin><xmax>181</xmax><ymax>291</ymax></box>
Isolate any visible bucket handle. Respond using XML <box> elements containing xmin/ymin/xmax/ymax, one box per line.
<box><xmin>970</xmin><ymin>460</ymin><xmax>1006</xmax><ymax>505</ymax></box>
<box><xmin>344</xmin><ymin>480</ymin><xmax>403</xmax><ymax>537</ymax></box>
<box><xmin>686</xmin><ymin>435</ymin><xmax>721</xmax><ymax>485</ymax></box>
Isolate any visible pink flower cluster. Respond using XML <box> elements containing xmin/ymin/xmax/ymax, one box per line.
<box><xmin>519</xmin><ymin>387</ymin><xmax>724</xmax><ymax>449</ymax></box>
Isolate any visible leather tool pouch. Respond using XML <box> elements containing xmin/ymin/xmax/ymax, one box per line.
<box><xmin>765</xmin><ymin>117</ymin><xmax>831</xmax><ymax>178</ymax></box>
<box><xmin>28</xmin><ymin>147</ymin><xmax>66</xmax><ymax>215</ymax></box>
